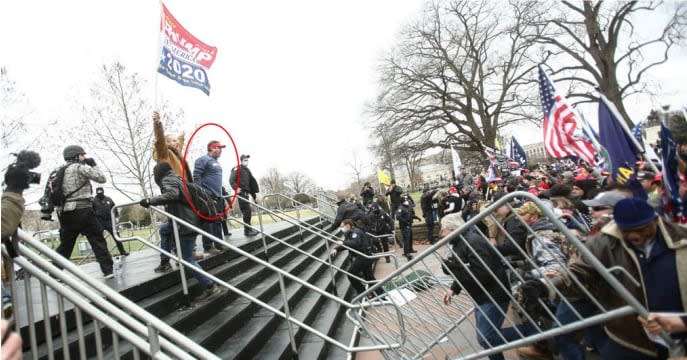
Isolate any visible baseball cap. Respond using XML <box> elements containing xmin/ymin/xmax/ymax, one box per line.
<box><xmin>636</xmin><ymin>171</ymin><xmax>655</xmax><ymax>181</ymax></box>
<box><xmin>240</xmin><ymin>154</ymin><xmax>250</xmax><ymax>161</ymax></box>
<box><xmin>207</xmin><ymin>141</ymin><xmax>226</xmax><ymax>150</ymax></box>
<box><xmin>582</xmin><ymin>191</ymin><xmax>628</xmax><ymax>208</ymax></box>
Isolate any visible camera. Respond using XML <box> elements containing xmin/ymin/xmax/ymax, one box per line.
<box><xmin>39</xmin><ymin>196</ymin><xmax>54</xmax><ymax>221</ymax></box>
<box><xmin>28</xmin><ymin>171</ymin><xmax>41</xmax><ymax>184</ymax></box>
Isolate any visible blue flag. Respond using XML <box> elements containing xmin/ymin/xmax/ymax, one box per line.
<box><xmin>660</xmin><ymin>123</ymin><xmax>687</xmax><ymax>223</ymax></box>
<box><xmin>510</xmin><ymin>137</ymin><xmax>528</xmax><ymax>169</ymax></box>
<box><xmin>597</xmin><ymin>96</ymin><xmax>641</xmax><ymax>183</ymax></box>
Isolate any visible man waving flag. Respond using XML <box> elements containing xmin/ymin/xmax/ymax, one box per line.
<box><xmin>538</xmin><ymin>66</ymin><xmax>596</xmax><ymax>165</ymax></box>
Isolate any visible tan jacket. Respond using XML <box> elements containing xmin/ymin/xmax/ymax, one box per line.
<box><xmin>1</xmin><ymin>192</ymin><xmax>24</xmax><ymax>241</ymax></box>
<box><xmin>563</xmin><ymin>218</ymin><xmax>687</xmax><ymax>357</ymax></box>
<box><xmin>59</xmin><ymin>163</ymin><xmax>106</xmax><ymax>212</ymax></box>
<box><xmin>152</xmin><ymin>120</ymin><xmax>192</xmax><ymax>181</ymax></box>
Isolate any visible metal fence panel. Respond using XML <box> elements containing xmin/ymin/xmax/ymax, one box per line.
<box><xmin>349</xmin><ymin>191</ymin><xmax>683</xmax><ymax>359</ymax></box>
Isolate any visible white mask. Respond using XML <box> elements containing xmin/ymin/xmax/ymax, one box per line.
<box><xmin>242</xmin><ymin>160</ymin><xmax>249</xmax><ymax>167</ymax></box>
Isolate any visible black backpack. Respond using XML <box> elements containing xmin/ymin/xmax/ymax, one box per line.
<box><xmin>41</xmin><ymin>163</ymin><xmax>87</xmax><ymax>209</ymax></box>
<box><xmin>179</xmin><ymin>182</ymin><xmax>221</xmax><ymax>219</ymax></box>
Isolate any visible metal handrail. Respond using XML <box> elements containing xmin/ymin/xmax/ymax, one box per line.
<box><xmin>10</xmin><ymin>228</ymin><xmax>221</xmax><ymax>360</ymax></box>
<box><xmin>111</xmin><ymin>201</ymin><xmax>403</xmax><ymax>353</ymax></box>
<box><xmin>234</xmin><ymin>193</ymin><xmax>399</xmax><ymax>266</ymax></box>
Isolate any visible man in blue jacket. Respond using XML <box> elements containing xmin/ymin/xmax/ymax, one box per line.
<box><xmin>193</xmin><ymin>141</ymin><xmax>226</xmax><ymax>254</ymax></box>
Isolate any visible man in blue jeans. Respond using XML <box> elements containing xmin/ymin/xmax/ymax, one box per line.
<box><xmin>193</xmin><ymin>141</ymin><xmax>226</xmax><ymax>254</ymax></box>
<box><xmin>141</xmin><ymin>163</ymin><xmax>221</xmax><ymax>301</ymax></box>
<box><xmin>441</xmin><ymin>213</ymin><xmax>535</xmax><ymax>360</ymax></box>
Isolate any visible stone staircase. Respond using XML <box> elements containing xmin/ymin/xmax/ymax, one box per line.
<box><xmin>22</xmin><ymin>217</ymin><xmax>361</xmax><ymax>359</ymax></box>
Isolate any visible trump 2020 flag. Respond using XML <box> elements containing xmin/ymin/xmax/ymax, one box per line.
<box><xmin>597</xmin><ymin>94</ymin><xmax>641</xmax><ymax>183</ymax></box>
<box><xmin>158</xmin><ymin>4</ymin><xmax>217</xmax><ymax>95</ymax></box>
<box><xmin>510</xmin><ymin>137</ymin><xmax>528</xmax><ymax>169</ymax></box>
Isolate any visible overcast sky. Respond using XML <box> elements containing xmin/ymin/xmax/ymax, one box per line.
<box><xmin>1</xmin><ymin>0</ymin><xmax>686</xmax><ymax>196</ymax></box>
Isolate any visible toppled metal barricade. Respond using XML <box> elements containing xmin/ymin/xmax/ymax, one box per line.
<box><xmin>347</xmin><ymin>191</ymin><xmax>683</xmax><ymax>360</ymax></box>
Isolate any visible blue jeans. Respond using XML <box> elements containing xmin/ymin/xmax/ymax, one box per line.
<box><xmin>201</xmin><ymin>221</ymin><xmax>222</xmax><ymax>250</ymax></box>
<box><xmin>554</xmin><ymin>300</ymin><xmax>606</xmax><ymax>360</ymax></box>
<box><xmin>2</xmin><ymin>286</ymin><xmax>11</xmax><ymax>303</ymax></box>
<box><xmin>159</xmin><ymin>222</ymin><xmax>173</xmax><ymax>262</ymax></box>
<box><xmin>475</xmin><ymin>300</ymin><xmax>536</xmax><ymax>360</ymax></box>
<box><xmin>178</xmin><ymin>232</ymin><xmax>213</xmax><ymax>289</ymax></box>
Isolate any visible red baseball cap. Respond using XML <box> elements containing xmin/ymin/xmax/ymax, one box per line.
<box><xmin>207</xmin><ymin>141</ymin><xmax>226</xmax><ymax>151</ymax></box>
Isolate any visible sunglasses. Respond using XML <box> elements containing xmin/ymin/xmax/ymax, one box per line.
<box><xmin>591</xmin><ymin>206</ymin><xmax>611</xmax><ymax>211</ymax></box>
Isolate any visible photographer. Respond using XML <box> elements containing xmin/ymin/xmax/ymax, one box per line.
<box><xmin>359</xmin><ymin>182</ymin><xmax>375</xmax><ymax>206</ymax></box>
<box><xmin>2</xmin><ymin>150</ymin><xmax>41</xmax><ymax>318</ymax></box>
<box><xmin>53</xmin><ymin>145</ymin><xmax>114</xmax><ymax>279</ymax></box>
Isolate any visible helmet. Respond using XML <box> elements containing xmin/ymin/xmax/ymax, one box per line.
<box><xmin>63</xmin><ymin>145</ymin><xmax>86</xmax><ymax>160</ymax></box>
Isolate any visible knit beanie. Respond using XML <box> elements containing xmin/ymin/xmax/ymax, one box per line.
<box><xmin>613</xmin><ymin>198</ymin><xmax>656</xmax><ymax>229</ymax></box>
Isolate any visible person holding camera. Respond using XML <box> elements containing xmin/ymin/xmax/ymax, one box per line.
<box><xmin>359</xmin><ymin>182</ymin><xmax>375</xmax><ymax>206</ymax></box>
<box><xmin>2</xmin><ymin>150</ymin><xmax>41</xmax><ymax>318</ymax></box>
<box><xmin>54</xmin><ymin>145</ymin><xmax>114</xmax><ymax>279</ymax></box>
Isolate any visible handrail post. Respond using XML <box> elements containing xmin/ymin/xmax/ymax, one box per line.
<box><xmin>171</xmin><ymin>219</ymin><xmax>190</xmax><ymax>306</ymax></box>
<box><xmin>256</xmin><ymin>200</ymin><xmax>269</xmax><ymax>260</ymax></box>
<box><xmin>277</xmin><ymin>274</ymin><xmax>299</xmax><ymax>357</ymax></box>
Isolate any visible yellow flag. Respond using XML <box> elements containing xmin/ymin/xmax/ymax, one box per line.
<box><xmin>495</xmin><ymin>137</ymin><xmax>502</xmax><ymax>151</ymax></box>
<box><xmin>378</xmin><ymin>169</ymin><xmax>391</xmax><ymax>186</ymax></box>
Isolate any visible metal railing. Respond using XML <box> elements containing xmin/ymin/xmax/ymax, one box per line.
<box><xmin>110</xmin><ymin>199</ymin><xmax>404</xmax><ymax>354</ymax></box>
<box><xmin>347</xmin><ymin>191</ymin><xmax>685</xmax><ymax>359</ymax></box>
<box><xmin>4</xmin><ymin>229</ymin><xmax>220</xmax><ymax>360</ymax></box>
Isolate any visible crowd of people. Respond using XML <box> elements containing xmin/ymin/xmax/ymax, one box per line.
<box><xmin>325</xmin><ymin>156</ymin><xmax>685</xmax><ymax>359</ymax></box>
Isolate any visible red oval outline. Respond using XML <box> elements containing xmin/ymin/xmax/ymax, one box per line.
<box><xmin>181</xmin><ymin>122</ymin><xmax>240</xmax><ymax>221</ymax></box>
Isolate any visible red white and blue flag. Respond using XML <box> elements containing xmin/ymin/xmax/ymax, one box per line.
<box><xmin>158</xmin><ymin>4</ymin><xmax>217</xmax><ymax>95</ymax></box>
<box><xmin>538</xmin><ymin>66</ymin><xmax>596</xmax><ymax>165</ymax></box>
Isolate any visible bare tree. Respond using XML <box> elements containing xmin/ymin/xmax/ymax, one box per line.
<box><xmin>369</xmin><ymin>0</ymin><xmax>545</xmax><ymax>158</ymax></box>
<box><xmin>345</xmin><ymin>151</ymin><xmax>366</xmax><ymax>186</ymax></box>
<box><xmin>533</xmin><ymin>1</ymin><xmax>687</xmax><ymax>127</ymax></box>
<box><xmin>394</xmin><ymin>145</ymin><xmax>425</xmax><ymax>191</ymax></box>
<box><xmin>80</xmin><ymin>62</ymin><xmax>183</xmax><ymax>200</ymax></box>
<box><xmin>284</xmin><ymin>172</ymin><xmax>315</xmax><ymax>194</ymax></box>
<box><xmin>259</xmin><ymin>167</ymin><xmax>286</xmax><ymax>194</ymax></box>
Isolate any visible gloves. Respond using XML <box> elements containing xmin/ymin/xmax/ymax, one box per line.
<box><xmin>139</xmin><ymin>199</ymin><xmax>151</xmax><ymax>208</ymax></box>
<box><xmin>84</xmin><ymin>158</ymin><xmax>97</xmax><ymax>167</ymax></box>
<box><xmin>520</xmin><ymin>279</ymin><xmax>548</xmax><ymax>300</ymax></box>
<box><xmin>3</xmin><ymin>164</ymin><xmax>30</xmax><ymax>194</ymax></box>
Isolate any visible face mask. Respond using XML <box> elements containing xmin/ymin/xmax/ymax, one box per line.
<box><xmin>403</xmin><ymin>201</ymin><xmax>410</xmax><ymax>206</ymax></box>
<box><xmin>341</xmin><ymin>227</ymin><xmax>350</xmax><ymax>233</ymax></box>
<box><xmin>96</xmin><ymin>193</ymin><xmax>104</xmax><ymax>199</ymax></box>
<box><xmin>242</xmin><ymin>161</ymin><xmax>249</xmax><ymax>167</ymax></box>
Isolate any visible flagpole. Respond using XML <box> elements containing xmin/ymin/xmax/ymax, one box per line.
<box><xmin>153</xmin><ymin>0</ymin><xmax>164</xmax><ymax>110</ymax></box>
<box><xmin>597</xmin><ymin>92</ymin><xmax>660</xmax><ymax>174</ymax></box>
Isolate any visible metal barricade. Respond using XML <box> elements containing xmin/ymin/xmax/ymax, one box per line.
<box><xmin>349</xmin><ymin>191</ymin><xmax>684</xmax><ymax>359</ymax></box>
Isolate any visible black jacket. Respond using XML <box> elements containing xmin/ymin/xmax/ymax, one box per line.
<box><xmin>341</xmin><ymin>227</ymin><xmax>372</xmax><ymax>255</ymax></box>
<box><xmin>495</xmin><ymin>213</ymin><xmax>528</xmax><ymax>258</ymax></box>
<box><xmin>331</xmin><ymin>201</ymin><xmax>366</xmax><ymax>230</ymax></box>
<box><xmin>149</xmin><ymin>170</ymin><xmax>201</xmax><ymax>236</ymax></box>
<box><xmin>420</xmin><ymin>189</ymin><xmax>438</xmax><ymax>218</ymax></box>
<box><xmin>93</xmin><ymin>195</ymin><xmax>118</xmax><ymax>220</ymax></box>
<box><xmin>359</xmin><ymin>186</ymin><xmax>375</xmax><ymax>205</ymax></box>
<box><xmin>386</xmin><ymin>185</ymin><xmax>403</xmax><ymax>208</ymax></box>
<box><xmin>446</xmin><ymin>232</ymin><xmax>510</xmax><ymax>304</ymax></box>
<box><xmin>229</xmin><ymin>165</ymin><xmax>259</xmax><ymax>196</ymax></box>
<box><xmin>396</xmin><ymin>204</ymin><xmax>419</xmax><ymax>227</ymax></box>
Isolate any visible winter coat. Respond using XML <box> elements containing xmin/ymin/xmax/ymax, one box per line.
<box><xmin>525</xmin><ymin>217</ymin><xmax>567</xmax><ymax>277</ymax></box>
<box><xmin>152</xmin><ymin>120</ymin><xmax>193</xmax><ymax>181</ymax></box>
<box><xmin>93</xmin><ymin>195</ymin><xmax>118</xmax><ymax>221</ymax></box>
<box><xmin>60</xmin><ymin>162</ymin><xmax>106</xmax><ymax>212</ymax></box>
<box><xmin>229</xmin><ymin>164</ymin><xmax>259</xmax><ymax>197</ymax></box>
<box><xmin>494</xmin><ymin>212</ymin><xmax>528</xmax><ymax>258</ymax></box>
<box><xmin>149</xmin><ymin>170</ymin><xmax>201</xmax><ymax>236</ymax></box>
<box><xmin>446</xmin><ymin>232</ymin><xmax>510</xmax><ymax>304</ymax></box>
<box><xmin>330</xmin><ymin>201</ymin><xmax>366</xmax><ymax>230</ymax></box>
<box><xmin>386</xmin><ymin>185</ymin><xmax>403</xmax><ymax>209</ymax></box>
<box><xmin>1</xmin><ymin>192</ymin><xmax>24</xmax><ymax>242</ymax></box>
<box><xmin>341</xmin><ymin>227</ymin><xmax>373</xmax><ymax>255</ymax></box>
<box><xmin>557</xmin><ymin>218</ymin><xmax>687</xmax><ymax>357</ymax></box>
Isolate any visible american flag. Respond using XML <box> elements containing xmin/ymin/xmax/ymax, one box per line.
<box><xmin>538</xmin><ymin>67</ymin><xmax>596</xmax><ymax>165</ymax></box>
